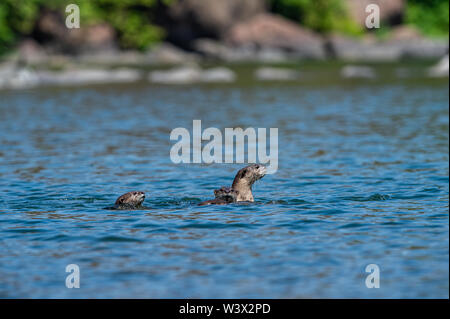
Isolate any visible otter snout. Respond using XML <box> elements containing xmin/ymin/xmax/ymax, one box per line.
<box><xmin>255</xmin><ymin>164</ymin><xmax>267</xmax><ymax>178</ymax></box>
<box><xmin>136</xmin><ymin>191</ymin><xmax>145</xmax><ymax>199</ymax></box>
<box><xmin>134</xmin><ymin>191</ymin><xmax>145</xmax><ymax>204</ymax></box>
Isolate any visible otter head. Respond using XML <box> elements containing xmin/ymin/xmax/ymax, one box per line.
<box><xmin>214</xmin><ymin>186</ymin><xmax>239</xmax><ymax>203</ymax></box>
<box><xmin>114</xmin><ymin>191</ymin><xmax>145</xmax><ymax>208</ymax></box>
<box><xmin>231</xmin><ymin>164</ymin><xmax>266</xmax><ymax>202</ymax></box>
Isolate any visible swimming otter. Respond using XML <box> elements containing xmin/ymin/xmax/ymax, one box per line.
<box><xmin>198</xmin><ymin>187</ymin><xmax>239</xmax><ymax>206</ymax></box>
<box><xmin>198</xmin><ymin>164</ymin><xmax>266</xmax><ymax>205</ymax></box>
<box><xmin>231</xmin><ymin>164</ymin><xmax>266</xmax><ymax>202</ymax></box>
<box><xmin>113</xmin><ymin>191</ymin><xmax>145</xmax><ymax>209</ymax></box>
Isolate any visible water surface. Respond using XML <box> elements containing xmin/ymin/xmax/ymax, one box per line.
<box><xmin>0</xmin><ymin>65</ymin><xmax>448</xmax><ymax>298</ymax></box>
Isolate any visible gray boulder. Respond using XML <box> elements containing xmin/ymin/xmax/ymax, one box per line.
<box><xmin>326</xmin><ymin>33</ymin><xmax>448</xmax><ymax>61</ymax></box>
<box><xmin>201</xmin><ymin>67</ymin><xmax>235</xmax><ymax>82</ymax></box>
<box><xmin>193</xmin><ymin>39</ymin><xmax>257</xmax><ymax>62</ymax></box>
<box><xmin>145</xmin><ymin>42</ymin><xmax>199</xmax><ymax>65</ymax></box>
<box><xmin>149</xmin><ymin>66</ymin><xmax>201</xmax><ymax>84</ymax></box>
<box><xmin>40</xmin><ymin>69</ymin><xmax>141</xmax><ymax>86</ymax></box>
<box><xmin>0</xmin><ymin>65</ymin><xmax>141</xmax><ymax>89</ymax></box>
<box><xmin>17</xmin><ymin>39</ymin><xmax>48</xmax><ymax>65</ymax></box>
<box><xmin>149</xmin><ymin>65</ymin><xmax>236</xmax><ymax>84</ymax></box>
<box><xmin>341</xmin><ymin>65</ymin><xmax>376</xmax><ymax>79</ymax></box>
<box><xmin>255</xmin><ymin>67</ymin><xmax>299</xmax><ymax>81</ymax></box>
<box><xmin>165</xmin><ymin>0</ymin><xmax>266</xmax><ymax>47</ymax></box>
<box><xmin>224</xmin><ymin>13</ymin><xmax>325</xmax><ymax>60</ymax></box>
<box><xmin>0</xmin><ymin>64</ymin><xmax>40</xmax><ymax>89</ymax></box>
<box><xmin>326</xmin><ymin>34</ymin><xmax>402</xmax><ymax>62</ymax></box>
<box><xmin>398</xmin><ymin>39</ymin><xmax>449</xmax><ymax>60</ymax></box>
<box><xmin>428</xmin><ymin>55</ymin><xmax>449</xmax><ymax>77</ymax></box>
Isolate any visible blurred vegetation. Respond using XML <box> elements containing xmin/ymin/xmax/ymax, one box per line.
<box><xmin>0</xmin><ymin>0</ymin><xmax>39</xmax><ymax>54</ymax></box>
<box><xmin>406</xmin><ymin>0</ymin><xmax>449</xmax><ymax>36</ymax></box>
<box><xmin>269</xmin><ymin>0</ymin><xmax>363</xmax><ymax>35</ymax></box>
<box><xmin>0</xmin><ymin>0</ymin><xmax>170</xmax><ymax>54</ymax></box>
<box><xmin>75</xmin><ymin>0</ymin><xmax>171</xmax><ymax>50</ymax></box>
<box><xmin>0</xmin><ymin>0</ymin><xmax>448</xmax><ymax>55</ymax></box>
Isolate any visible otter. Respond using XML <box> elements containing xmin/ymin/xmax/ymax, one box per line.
<box><xmin>231</xmin><ymin>164</ymin><xmax>266</xmax><ymax>202</ymax></box>
<box><xmin>198</xmin><ymin>187</ymin><xmax>239</xmax><ymax>206</ymax></box>
<box><xmin>107</xmin><ymin>191</ymin><xmax>146</xmax><ymax>210</ymax></box>
<box><xmin>198</xmin><ymin>164</ymin><xmax>266</xmax><ymax>206</ymax></box>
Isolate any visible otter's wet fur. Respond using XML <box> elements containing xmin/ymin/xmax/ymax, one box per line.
<box><xmin>198</xmin><ymin>164</ymin><xmax>266</xmax><ymax>206</ymax></box>
<box><xmin>231</xmin><ymin>164</ymin><xmax>266</xmax><ymax>202</ymax></box>
<box><xmin>198</xmin><ymin>187</ymin><xmax>239</xmax><ymax>206</ymax></box>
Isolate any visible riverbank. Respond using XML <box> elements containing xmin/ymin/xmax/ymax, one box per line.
<box><xmin>5</xmin><ymin>20</ymin><xmax>449</xmax><ymax>67</ymax></box>
<box><xmin>1</xmin><ymin>0</ymin><xmax>448</xmax><ymax>90</ymax></box>
<box><xmin>1</xmin><ymin>52</ymin><xmax>448</xmax><ymax>90</ymax></box>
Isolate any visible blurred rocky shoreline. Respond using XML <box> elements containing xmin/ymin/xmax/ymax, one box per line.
<box><xmin>0</xmin><ymin>0</ymin><xmax>448</xmax><ymax>89</ymax></box>
<box><xmin>7</xmin><ymin>13</ymin><xmax>449</xmax><ymax>66</ymax></box>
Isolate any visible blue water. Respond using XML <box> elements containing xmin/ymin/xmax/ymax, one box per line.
<box><xmin>0</xmin><ymin>69</ymin><xmax>448</xmax><ymax>298</ymax></box>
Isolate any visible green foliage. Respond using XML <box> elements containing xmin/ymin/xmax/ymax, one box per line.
<box><xmin>0</xmin><ymin>0</ymin><xmax>170</xmax><ymax>54</ymax></box>
<box><xmin>0</xmin><ymin>0</ymin><xmax>40</xmax><ymax>54</ymax></box>
<box><xmin>269</xmin><ymin>0</ymin><xmax>362</xmax><ymax>35</ymax></box>
<box><xmin>406</xmin><ymin>0</ymin><xmax>449</xmax><ymax>36</ymax></box>
<box><xmin>76</xmin><ymin>0</ymin><xmax>167</xmax><ymax>50</ymax></box>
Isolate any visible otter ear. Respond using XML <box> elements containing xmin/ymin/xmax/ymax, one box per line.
<box><xmin>239</xmin><ymin>169</ymin><xmax>247</xmax><ymax>178</ymax></box>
